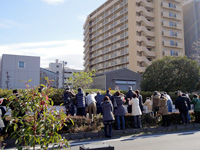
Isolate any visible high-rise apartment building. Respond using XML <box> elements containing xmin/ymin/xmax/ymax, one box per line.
<box><xmin>83</xmin><ymin>0</ymin><xmax>185</xmax><ymax>74</ymax></box>
<box><xmin>183</xmin><ymin>0</ymin><xmax>200</xmax><ymax>58</ymax></box>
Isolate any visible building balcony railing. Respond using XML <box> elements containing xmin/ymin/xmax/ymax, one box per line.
<box><xmin>162</xmin><ymin>41</ymin><xmax>183</xmax><ymax>48</ymax></box>
<box><xmin>136</xmin><ymin>46</ymin><xmax>156</xmax><ymax>57</ymax></box>
<box><xmin>162</xmin><ymin>11</ymin><xmax>181</xmax><ymax>20</ymax></box>
<box><xmin>136</xmin><ymin>16</ymin><xmax>154</xmax><ymax>27</ymax></box>
<box><xmin>136</xmin><ymin>26</ymin><xmax>155</xmax><ymax>37</ymax></box>
<box><xmin>136</xmin><ymin>0</ymin><xmax>154</xmax><ymax>8</ymax></box>
<box><xmin>161</xmin><ymin>2</ymin><xmax>181</xmax><ymax>12</ymax></box>
<box><xmin>137</xmin><ymin>36</ymin><xmax>155</xmax><ymax>47</ymax></box>
<box><xmin>137</xmin><ymin>56</ymin><xmax>152</xmax><ymax>66</ymax></box>
<box><xmin>136</xmin><ymin>6</ymin><xmax>154</xmax><ymax>18</ymax></box>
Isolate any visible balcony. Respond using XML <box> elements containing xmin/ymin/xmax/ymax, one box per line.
<box><xmin>162</xmin><ymin>11</ymin><xmax>181</xmax><ymax>20</ymax></box>
<box><xmin>161</xmin><ymin>2</ymin><xmax>181</xmax><ymax>11</ymax></box>
<box><xmin>137</xmin><ymin>36</ymin><xmax>155</xmax><ymax>47</ymax></box>
<box><xmin>162</xmin><ymin>21</ymin><xmax>182</xmax><ymax>29</ymax></box>
<box><xmin>136</xmin><ymin>46</ymin><xmax>156</xmax><ymax>57</ymax></box>
<box><xmin>136</xmin><ymin>0</ymin><xmax>154</xmax><ymax>8</ymax></box>
<box><xmin>162</xmin><ymin>31</ymin><xmax>182</xmax><ymax>39</ymax></box>
<box><xmin>162</xmin><ymin>41</ymin><xmax>183</xmax><ymax>48</ymax></box>
<box><xmin>137</xmin><ymin>56</ymin><xmax>152</xmax><ymax>66</ymax></box>
<box><xmin>136</xmin><ymin>6</ymin><xmax>154</xmax><ymax>18</ymax></box>
<box><xmin>136</xmin><ymin>26</ymin><xmax>155</xmax><ymax>37</ymax></box>
<box><xmin>136</xmin><ymin>16</ymin><xmax>154</xmax><ymax>27</ymax></box>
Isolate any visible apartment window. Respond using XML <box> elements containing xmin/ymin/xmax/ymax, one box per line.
<box><xmin>18</xmin><ymin>61</ymin><xmax>25</xmax><ymax>68</ymax></box>
<box><xmin>56</xmin><ymin>71</ymin><xmax>59</xmax><ymax>74</ymax></box>
<box><xmin>169</xmin><ymin>21</ymin><xmax>177</xmax><ymax>27</ymax></box>
<box><xmin>169</xmin><ymin>12</ymin><xmax>176</xmax><ymax>18</ymax></box>
<box><xmin>170</xmin><ymin>31</ymin><xmax>177</xmax><ymax>37</ymax></box>
<box><xmin>170</xmin><ymin>50</ymin><xmax>178</xmax><ymax>56</ymax></box>
<box><xmin>169</xmin><ymin>3</ymin><xmax>176</xmax><ymax>9</ymax></box>
<box><xmin>170</xmin><ymin>40</ymin><xmax>178</xmax><ymax>46</ymax></box>
<box><xmin>56</xmin><ymin>65</ymin><xmax>59</xmax><ymax>68</ymax></box>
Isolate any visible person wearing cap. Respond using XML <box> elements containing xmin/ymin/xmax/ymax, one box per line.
<box><xmin>63</xmin><ymin>86</ymin><xmax>76</xmax><ymax>116</ymax></box>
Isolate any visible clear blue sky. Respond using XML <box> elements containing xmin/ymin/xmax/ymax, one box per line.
<box><xmin>0</xmin><ymin>0</ymin><xmax>107</xmax><ymax>69</ymax></box>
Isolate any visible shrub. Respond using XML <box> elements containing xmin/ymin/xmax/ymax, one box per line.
<box><xmin>5</xmin><ymin>80</ymin><xmax>70</xmax><ymax>150</ymax></box>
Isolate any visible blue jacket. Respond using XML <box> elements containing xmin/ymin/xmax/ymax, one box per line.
<box><xmin>101</xmin><ymin>100</ymin><xmax>115</xmax><ymax>122</ymax></box>
<box><xmin>113</xmin><ymin>96</ymin><xmax>126</xmax><ymax>116</ymax></box>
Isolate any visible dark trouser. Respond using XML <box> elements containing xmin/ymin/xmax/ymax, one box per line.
<box><xmin>133</xmin><ymin>115</ymin><xmax>142</xmax><ymax>128</ymax></box>
<box><xmin>127</xmin><ymin>105</ymin><xmax>132</xmax><ymax>113</ymax></box>
<box><xmin>97</xmin><ymin>106</ymin><xmax>102</xmax><ymax>115</ymax></box>
<box><xmin>66</xmin><ymin>106</ymin><xmax>75</xmax><ymax>116</ymax></box>
<box><xmin>162</xmin><ymin>115</ymin><xmax>169</xmax><ymax>126</ymax></box>
<box><xmin>194</xmin><ymin>111</ymin><xmax>200</xmax><ymax>123</ymax></box>
<box><xmin>180</xmin><ymin>111</ymin><xmax>188</xmax><ymax>125</ymax></box>
<box><xmin>77</xmin><ymin>107</ymin><xmax>86</xmax><ymax>117</ymax></box>
<box><xmin>116</xmin><ymin>115</ymin><xmax>125</xmax><ymax>130</ymax></box>
<box><xmin>104</xmin><ymin>124</ymin><xmax>112</xmax><ymax>137</ymax></box>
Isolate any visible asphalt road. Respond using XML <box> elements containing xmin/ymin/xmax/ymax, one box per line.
<box><xmin>67</xmin><ymin>130</ymin><xmax>200</xmax><ymax>150</ymax></box>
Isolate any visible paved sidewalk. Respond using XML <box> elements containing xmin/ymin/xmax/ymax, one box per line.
<box><xmin>4</xmin><ymin>123</ymin><xmax>200</xmax><ymax>149</ymax></box>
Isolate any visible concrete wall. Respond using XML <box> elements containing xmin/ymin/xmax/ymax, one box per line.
<box><xmin>92</xmin><ymin>74</ymin><xmax>106</xmax><ymax>90</ymax></box>
<box><xmin>105</xmin><ymin>68</ymin><xmax>141</xmax><ymax>90</ymax></box>
<box><xmin>0</xmin><ymin>54</ymin><xmax>40</xmax><ymax>89</ymax></box>
<box><xmin>92</xmin><ymin>68</ymin><xmax>141</xmax><ymax>91</ymax></box>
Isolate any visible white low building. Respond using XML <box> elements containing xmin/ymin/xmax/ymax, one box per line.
<box><xmin>0</xmin><ymin>54</ymin><xmax>40</xmax><ymax>89</ymax></box>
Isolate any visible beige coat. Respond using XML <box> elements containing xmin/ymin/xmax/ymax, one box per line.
<box><xmin>144</xmin><ymin>99</ymin><xmax>152</xmax><ymax>113</ymax></box>
<box><xmin>158</xmin><ymin>96</ymin><xmax>168</xmax><ymax>115</ymax></box>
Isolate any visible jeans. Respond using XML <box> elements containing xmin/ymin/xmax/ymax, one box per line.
<box><xmin>104</xmin><ymin>124</ymin><xmax>112</xmax><ymax>137</ymax></box>
<box><xmin>133</xmin><ymin>115</ymin><xmax>142</xmax><ymax>128</ymax></box>
<box><xmin>116</xmin><ymin>115</ymin><xmax>125</xmax><ymax>130</ymax></box>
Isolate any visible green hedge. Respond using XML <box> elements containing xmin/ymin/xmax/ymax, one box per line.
<box><xmin>0</xmin><ymin>88</ymin><xmax>194</xmax><ymax>106</ymax></box>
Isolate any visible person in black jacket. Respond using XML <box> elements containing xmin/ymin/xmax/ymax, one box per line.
<box><xmin>63</xmin><ymin>86</ymin><xmax>76</xmax><ymax>116</ymax></box>
<box><xmin>175</xmin><ymin>90</ymin><xmax>190</xmax><ymax>125</ymax></box>
<box><xmin>126</xmin><ymin>86</ymin><xmax>134</xmax><ymax>113</ymax></box>
<box><xmin>95</xmin><ymin>91</ymin><xmax>104</xmax><ymax>115</ymax></box>
<box><xmin>76</xmin><ymin>88</ymin><xmax>86</xmax><ymax>117</ymax></box>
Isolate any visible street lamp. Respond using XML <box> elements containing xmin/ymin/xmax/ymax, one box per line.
<box><xmin>61</xmin><ymin>61</ymin><xmax>67</xmax><ymax>88</ymax></box>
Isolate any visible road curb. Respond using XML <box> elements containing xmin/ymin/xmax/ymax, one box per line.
<box><xmin>4</xmin><ymin>123</ymin><xmax>200</xmax><ymax>148</ymax></box>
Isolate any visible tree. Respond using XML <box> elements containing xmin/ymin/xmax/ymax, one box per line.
<box><xmin>141</xmin><ymin>56</ymin><xmax>200</xmax><ymax>92</ymax></box>
<box><xmin>68</xmin><ymin>70</ymin><xmax>96</xmax><ymax>89</ymax></box>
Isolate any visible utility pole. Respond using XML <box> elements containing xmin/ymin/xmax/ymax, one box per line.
<box><xmin>61</xmin><ymin>61</ymin><xmax>67</xmax><ymax>88</ymax></box>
